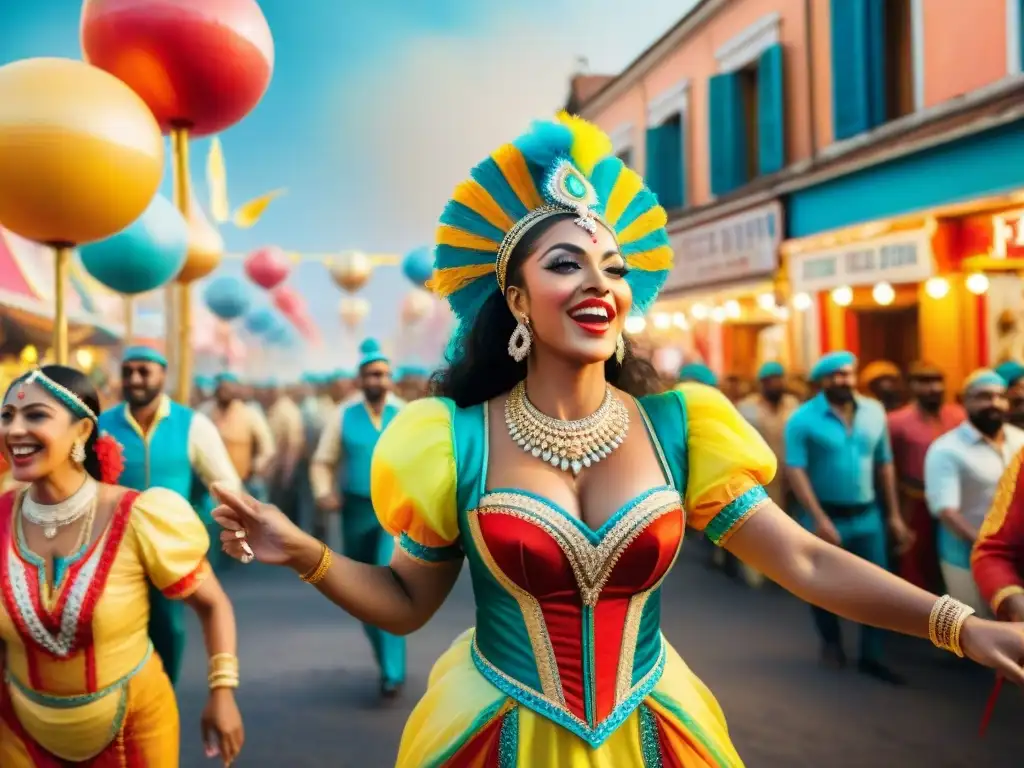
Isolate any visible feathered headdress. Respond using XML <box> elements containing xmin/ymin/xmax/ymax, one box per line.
<box><xmin>429</xmin><ymin>112</ymin><xmax>672</xmax><ymax>358</ymax></box>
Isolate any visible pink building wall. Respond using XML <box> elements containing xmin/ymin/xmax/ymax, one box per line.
<box><xmin>921</xmin><ymin>0</ymin><xmax>1009</xmax><ymax>106</ymax></box>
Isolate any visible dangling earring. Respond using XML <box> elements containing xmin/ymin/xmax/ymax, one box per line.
<box><xmin>615</xmin><ymin>333</ymin><xmax>625</xmax><ymax>364</ymax></box>
<box><xmin>71</xmin><ymin>440</ymin><xmax>86</xmax><ymax>465</ymax></box>
<box><xmin>508</xmin><ymin>317</ymin><xmax>532</xmax><ymax>362</ymax></box>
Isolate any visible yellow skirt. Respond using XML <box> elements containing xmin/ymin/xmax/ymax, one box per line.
<box><xmin>397</xmin><ymin>629</ymin><xmax>744</xmax><ymax>767</ymax></box>
<box><xmin>0</xmin><ymin>653</ymin><xmax>179</xmax><ymax>767</ymax></box>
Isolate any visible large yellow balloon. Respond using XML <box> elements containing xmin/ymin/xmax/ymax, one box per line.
<box><xmin>0</xmin><ymin>58</ymin><xmax>164</xmax><ymax>245</ymax></box>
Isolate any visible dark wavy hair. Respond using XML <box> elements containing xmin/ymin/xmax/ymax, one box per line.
<box><xmin>432</xmin><ymin>213</ymin><xmax>663</xmax><ymax>408</ymax></box>
<box><xmin>6</xmin><ymin>365</ymin><xmax>103</xmax><ymax>481</ymax></box>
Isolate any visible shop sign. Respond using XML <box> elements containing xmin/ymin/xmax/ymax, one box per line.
<box><xmin>663</xmin><ymin>202</ymin><xmax>782</xmax><ymax>292</ymax></box>
<box><xmin>788</xmin><ymin>231</ymin><xmax>934</xmax><ymax>294</ymax></box>
<box><xmin>992</xmin><ymin>209</ymin><xmax>1024</xmax><ymax>260</ymax></box>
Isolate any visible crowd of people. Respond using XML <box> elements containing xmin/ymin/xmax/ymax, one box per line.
<box><xmin>1</xmin><ymin>113</ymin><xmax>1023</xmax><ymax>766</ymax></box>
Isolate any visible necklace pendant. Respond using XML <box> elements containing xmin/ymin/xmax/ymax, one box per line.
<box><xmin>43</xmin><ymin>526</ymin><xmax>58</xmax><ymax>539</ymax></box>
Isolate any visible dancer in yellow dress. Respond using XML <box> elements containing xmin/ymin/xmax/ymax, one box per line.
<box><xmin>0</xmin><ymin>365</ymin><xmax>244</xmax><ymax>767</ymax></box>
<box><xmin>212</xmin><ymin>114</ymin><xmax>1024</xmax><ymax>766</ymax></box>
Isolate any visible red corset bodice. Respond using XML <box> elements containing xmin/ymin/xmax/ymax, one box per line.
<box><xmin>466</xmin><ymin>487</ymin><xmax>684</xmax><ymax>743</ymax></box>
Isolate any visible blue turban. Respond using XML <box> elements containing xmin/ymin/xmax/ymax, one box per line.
<box><xmin>123</xmin><ymin>345</ymin><xmax>167</xmax><ymax>367</ymax></box>
<box><xmin>757</xmin><ymin>361</ymin><xmax>785</xmax><ymax>380</ymax></box>
<box><xmin>358</xmin><ymin>339</ymin><xmax>389</xmax><ymax>369</ymax></box>
<box><xmin>995</xmin><ymin>361</ymin><xmax>1024</xmax><ymax>387</ymax></box>
<box><xmin>194</xmin><ymin>375</ymin><xmax>214</xmax><ymax>392</ymax></box>
<box><xmin>809</xmin><ymin>350</ymin><xmax>856</xmax><ymax>382</ymax></box>
<box><xmin>214</xmin><ymin>372</ymin><xmax>239</xmax><ymax>385</ymax></box>
<box><xmin>300</xmin><ymin>372</ymin><xmax>319</xmax><ymax>385</ymax></box>
<box><xmin>332</xmin><ymin>368</ymin><xmax>355</xmax><ymax>381</ymax></box>
<box><xmin>964</xmin><ymin>368</ymin><xmax>1007</xmax><ymax>394</ymax></box>
<box><xmin>678</xmin><ymin>363</ymin><xmax>718</xmax><ymax>387</ymax></box>
<box><xmin>397</xmin><ymin>363</ymin><xmax>430</xmax><ymax>381</ymax></box>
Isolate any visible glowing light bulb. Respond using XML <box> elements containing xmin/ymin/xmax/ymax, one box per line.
<box><xmin>831</xmin><ymin>286</ymin><xmax>853</xmax><ymax>307</ymax></box>
<box><xmin>672</xmin><ymin>312</ymin><xmax>689</xmax><ymax>330</ymax></box>
<box><xmin>792</xmin><ymin>292</ymin><xmax>812</xmax><ymax>311</ymax></box>
<box><xmin>757</xmin><ymin>292</ymin><xmax>776</xmax><ymax>311</ymax></box>
<box><xmin>690</xmin><ymin>303</ymin><xmax>709</xmax><ymax>320</ymax></box>
<box><xmin>872</xmin><ymin>281</ymin><xmax>895</xmax><ymax>306</ymax></box>
<box><xmin>19</xmin><ymin>345</ymin><xmax>37</xmax><ymax>364</ymax></box>
<box><xmin>724</xmin><ymin>299</ymin><xmax>741</xmax><ymax>319</ymax></box>
<box><xmin>774</xmin><ymin>306</ymin><xmax>790</xmax><ymax>321</ymax></box>
<box><xmin>924</xmin><ymin>277</ymin><xmax>950</xmax><ymax>299</ymax></box>
<box><xmin>710</xmin><ymin>306</ymin><xmax>726</xmax><ymax>323</ymax></box>
<box><xmin>965</xmin><ymin>272</ymin><xmax>990</xmax><ymax>295</ymax></box>
<box><xmin>652</xmin><ymin>312</ymin><xmax>671</xmax><ymax>330</ymax></box>
<box><xmin>75</xmin><ymin>349</ymin><xmax>95</xmax><ymax>370</ymax></box>
<box><xmin>624</xmin><ymin>315</ymin><xmax>647</xmax><ymax>335</ymax></box>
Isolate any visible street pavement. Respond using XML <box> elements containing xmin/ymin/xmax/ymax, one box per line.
<box><xmin>177</xmin><ymin>547</ymin><xmax>1021</xmax><ymax>767</ymax></box>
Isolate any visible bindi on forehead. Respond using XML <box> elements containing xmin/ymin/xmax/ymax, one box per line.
<box><xmin>3</xmin><ymin>383</ymin><xmax>54</xmax><ymax>409</ymax></box>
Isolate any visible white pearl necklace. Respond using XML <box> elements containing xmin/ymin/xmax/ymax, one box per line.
<box><xmin>22</xmin><ymin>476</ymin><xmax>98</xmax><ymax>539</ymax></box>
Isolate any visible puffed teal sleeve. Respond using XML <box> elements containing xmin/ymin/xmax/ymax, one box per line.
<box><xmin>130</xmin><ymin>487</ymin><xmax>212</xmax><ymax>599</ymax></box>
<box><xmin>678</xmin><ymin>384</ymin><xmax>777</xmax><ymax>546</ymax></box>
<box><xmin>370</xmin><ymin>397</ymin><xmax>462</xmax><ymax>564</ymax></box>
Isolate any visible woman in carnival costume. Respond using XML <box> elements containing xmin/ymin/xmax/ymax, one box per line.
<box><xmin>0</xmin><ymin>366</ymin><xmax>244</xmax><ymax>766</ymax></box>
<box><xmin>211</xmin><ymin>115</ymin><xmax>1024</xmax><ymax>766</ymax></box>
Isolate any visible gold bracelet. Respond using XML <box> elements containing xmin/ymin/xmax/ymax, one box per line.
<box><xmin>300</xmin><ymin>542</ymin><xmax>332</xmax><ymax>585</ymax></box>
<box><xmin>208</xmin><ymin>653</ymin><xmax>237</xmax><ymax>666</ymax></box>
<box><xmin>928</xmin><ymin>595</ymin><xmax>975</xmax><ymax>655</ymax></box>
<box><xmin>208</xmin><ymin>676</ymin><xmax>240</xmax><ymax>690</ymax></box>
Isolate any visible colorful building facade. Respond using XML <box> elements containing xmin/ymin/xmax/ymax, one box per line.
<box><xmin>576</xmin><ymin>0</ymin><xmax>1024</xmax><ymax>388</ymax></box>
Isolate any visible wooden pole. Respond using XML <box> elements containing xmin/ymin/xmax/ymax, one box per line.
<box><xmin>53</xmin><ymin>246</ymin><xmax>70</xmax><ymax>365</ymax></box>
<box><xmin>170</xmin><ymin>126</ymin><xmax>191</xmax><ymax>402</ymax></box>
<box><xmin>123</xmin><ymin>296</ymin><xmax>135</xmax><ymax>344</ymax></box>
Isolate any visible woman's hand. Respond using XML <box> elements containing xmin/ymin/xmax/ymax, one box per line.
<box><xmin>201</xmin><ymin>688</ymin><xmax>244</xmax><ymax>766</ymax></box>
<box><xmin>210</xmin><ymin>483</ymin><xmax>308</xmax><ymax>567</ymax></box>
<box><xmin>960</xmin><ymin>617</ymin><xmax>1024</xmax><ymax>685</ymax></box>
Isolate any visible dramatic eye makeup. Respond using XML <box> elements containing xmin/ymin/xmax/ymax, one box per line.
<box><xmin>541</xmin><ymin>243</ymin><xmax>628</xmax><ymax>276</ymax></box>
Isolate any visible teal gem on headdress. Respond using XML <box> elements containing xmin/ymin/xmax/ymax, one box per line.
<box><xmin>544</xmin><ymin>159</ymin><xmax>598</xmax><ymax>210</ymax></box>
<box><xmin>565</xmin><ymin>173</ymin><xmax>586</xmax><ymax>198</ymax></box>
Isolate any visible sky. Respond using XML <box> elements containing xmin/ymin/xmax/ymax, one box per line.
<box><xmin>0</xmin><ymin>0</ymin><xmax>699</xmax><ymax>369</ymax></box>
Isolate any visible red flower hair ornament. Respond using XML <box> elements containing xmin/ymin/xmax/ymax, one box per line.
<box><xmin>94</xmin><ymin>432</ymin><xmax>125</xmax><ymax>484</ymax></box>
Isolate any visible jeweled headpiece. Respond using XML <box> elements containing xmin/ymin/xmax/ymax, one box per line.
<box><xmin>19</xmin><ymin>369</ymin><xmax>98</xmax><ymax>422</ymax></box>
<box><xmin>430</xmin><ymin>113</ymin><xmax>673</xmax><ymax>359</ymax></box>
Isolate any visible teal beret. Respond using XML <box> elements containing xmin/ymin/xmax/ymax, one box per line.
<box><xmin>809</xmin><ymin>351</ymin><xmax>856</xmax><ymax>382</ymax></box>
<box><xmin>757</xmin><ymin>361</ymin><xmax>785</xmax><ymax>380</ymax></box>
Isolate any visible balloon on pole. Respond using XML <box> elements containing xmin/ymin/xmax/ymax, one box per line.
<box><xmin>339</xmin><ymin>297</ymin><xmax>370</xmax><ymax>329</ymax></box>
<box><xmin>79</xmin><ymin>194</ymin><xmax>188</xmax><ymax>295</ymax></box>
<box><xmin>401</xmin><ymin>288</ymin><xmax>435</xmax><ymax>326</ymax></box>
<box><xmin>243</xmin><ymin>307</ymin><xmax>278</xmax><ymax>336</ymax></box>
<box><xmin>203</xmin><ymin>276</ymin><xmax>251</xmax><ymax>321</ymax></box>
<box><xmin>0</xmin><ymin>57</ymin><xmax>164</xmax><ymax>364</ymax></box>
<box><xmin>329</xmin><ymin>250</ymin><xmax>373</xmax><ymax>293</ymax></box>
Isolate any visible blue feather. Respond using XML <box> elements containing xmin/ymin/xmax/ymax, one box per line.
<box><xmin>447</xmin><ymin>275</ymin><xmax>497</xmax><ymax>322</ymax></box>
<box><xmin>471</xmin><ymin>158</ymin><xmax>530</xmax><ymax>221</ymax></box>
<box><xmin>439</xmin><ymin>200</ymin><xmax>507</xmax><ymax>242</ymax></box>
<box><xmin>615</xmin><ymin>187</ymin><xmax>660</xmax><ymax>234</ymax></box>
<box><xmin>620</xmin><ymin>229</ymin><xmax>670</xmax><ymax>256</ymax></box>
<box><xmin>433</xmin><ymin>244</ymin><xmax>497</xmax><ymax>270</ymax></box>
<box><xmin>513</xmin><ymin>121</ymin><xmax>573</xmax><ymax>171</ymax></box>
<box><xmin>625</xmin><ymin>269</ymin><xmax>668</xmax><ymax>315</ymax></box>
<box><xmin>589</xmin><ymin>157</ymin><xmax>624</xmax><ymax>215</ymax></box>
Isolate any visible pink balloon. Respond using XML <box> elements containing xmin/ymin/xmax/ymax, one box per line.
<box><xmin>272</xmin><ymin>285</ymin><xmax>304</xmax><ymax>316</ymax></box>
<box><xmin>244</xmin><ymin>246</ymin><xmax>291</xmax><ymax>290</ymax></box>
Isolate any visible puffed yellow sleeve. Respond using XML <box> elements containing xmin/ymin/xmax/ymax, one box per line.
<box><xmin>678</xmin><ymin>383</ymin><xmax>777</xmax><ymax>546</ymax></box>
<box><xmin>129</xmin><ymin>487</ymin><xmax>212</xmax><ymax>599</ymax></box>
<box><xmin>371</xmin><ymin>397</ymin><xmax>462</xmax><ymax>564</ymax></box>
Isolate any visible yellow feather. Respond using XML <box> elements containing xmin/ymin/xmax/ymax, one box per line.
<box><xmin>207</xmin><ymin>138</ymin><xmax>230</xmax><ymax>224</ymax></box>
<box><xmin>231</xmin><ymin>189</ymin><xmax>286</xmax><ymax>229</ymax></box>
<box><xmin>625</xmin><ymin>245</ymin><xmax>674</xmax><ymax>272</ymax></box>
<box><xmin>436</xmin><ymin>225</ymin><xmax>499</xmax><ymax>251</ymax></box>
<box><xmin>557</xmin><ymin>111</ymin><xmax>613</xmax><ymax>177</ymax></box>
<box><xmin>603</xmin><ymin>167</ymin><xmax>644</xmax><ymax>227</ymax></box>
<box><xmin>491</xmin><ymin>145</ymin><xmax>544</xmax><ymax>211</ymax></box>
<box><xmin>617</xmin><ymin>206</ymin><xmax>669</xmax><ymax>245</ymax></box>
<box><xmin>427</xmin><ymin>264</ymin><xmax>495</xmax><ymax>298</ymax></box>
<box><xmin>451</xmin><ymin>179</ymin><xmax>516</xmax><ymax>232</ymax></box>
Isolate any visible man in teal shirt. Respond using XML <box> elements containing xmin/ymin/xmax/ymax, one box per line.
<box><xmin>784</xmin><ymin>350</ymin><xmax>912</xmax><ymax>684</ymax></box>
<box><xmin>310</xmin><ymin>339</ymin><xmax>406</xmax><ymax>697</ymax></box>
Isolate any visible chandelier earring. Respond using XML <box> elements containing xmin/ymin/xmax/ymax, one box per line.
<box><xmin>508</xmin><ymin>317</ymin><xmax>533</xmax><ymax>362</ymax></box>
<box><xmin>615</xmin><ymin>333</ymin><xmax>625</xmax><ymax>364</ymax></box>
<box><xmin>71</xmin><ymin>440</ymin><xmax>86</xmax><ymax>465</ymax></box>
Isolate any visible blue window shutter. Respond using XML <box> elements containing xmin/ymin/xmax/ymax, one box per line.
<box><xmin>671</xmin><ymin>118</ymin><xmax>687</xmax><ymax>209</ymax></box>
<box><xmin>757</xmin><ymin>43</ymin><xmax>786</xmax><ymax>175</ymax></box>
<box><xmin>709</xmin><ymin>72</ymin><xmax>746</xmax><ymax>196</ymax></box>
<box><xmin>646</xmin><ymin>119</ymin><xmax>685</xmax><ymax>210</ymax></box>
<box><xmin>1019</xmin><ymin>0</ymin><xmax>1024</xmax><ymax>70</ymax></box>
<box><xmin>830</xmin><ymin>0</ymin><xmax>872</xmax><ymax>140</ymax></box>
<box><xmin>865</xmin><ymin>0</ymin><xmax>887</xmax><ymax>127</ymax></box>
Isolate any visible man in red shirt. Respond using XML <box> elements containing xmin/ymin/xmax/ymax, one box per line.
<box><xmin>972</xmin><ymin>448</ymin><xmax>1024</xmax><ymax>621</ymax></box>
<box><xmin>888</xmin><ymin>362</ymin><xmax>964</xmax><ymax>590</ymax></box>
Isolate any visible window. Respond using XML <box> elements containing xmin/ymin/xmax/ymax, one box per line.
<box><xmin>738</xmin><ymin>66</ymin><xmax>760</xmax><ymax>181</ymax></box>
<box><xmin>645</xmin><ymin>81</ymin><xmax>689</xmax><ymax>210</ymax></box>
<box><xmin>830</xmin><ymin>0</ymin><xmax>921</xmax><ymax>140</ymax></box>
<box><xmin>883</xmin><ymin>0</ymin><xmax>915</xmax><ymax>120</ymax></box>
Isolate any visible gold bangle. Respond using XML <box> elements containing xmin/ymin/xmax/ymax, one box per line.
<box><xmin>928</xmin><ymin>594</ymin><xmax>975</xmax><ymax>655</ymax></box>
<box><xmin>208</xmin><ymin>653</ymin><xmax>238</xmax><ymax>666</ymax></box>
<box><xmin>208</xmin><ymin>677</ymin><xmax>240</xmax><ymax>690</ymax></box>
<box><xmin>300</xmin><ymin>542</ymin><xmax>332</xmax><ymax>585</ymax></box>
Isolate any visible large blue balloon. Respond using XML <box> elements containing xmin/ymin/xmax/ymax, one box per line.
<box><xmin>79</xmin><ymin>194</ymin><xmax>188</xmax><ymax>295</ymax></box>
<box><xmin>203</xmin><ymin>276</ymin><xmax>251</xmax><ymax>321</ymax></box>
<box><xmin>402</xmin><ymin>246</ymin><xmax>434</xmax><ymax>287</ymax></box>
<box><xmin>243</xmin><ymin>307</ymin><xmax>277</xmax><ymax>335</ymax></box>
<box><xmin>266</xmin><ymin>322</ymin><xmax>294</xmax><ymax>347</ymax></box>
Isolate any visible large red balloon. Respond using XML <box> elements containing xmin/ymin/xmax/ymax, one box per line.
<box><xmin>272</xmin><ymin>285</ymin><xmax>304</xmax><ymax>317</ymax></box>
<box><xmin>244</xmin><ymin>246</ymin><xmax>290</xmax><ymax>290</ymax></box>
<box><xmin>81</xmin><ymin>0</ymin><xmax>274</xmax><ymax>137</ymax></box>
